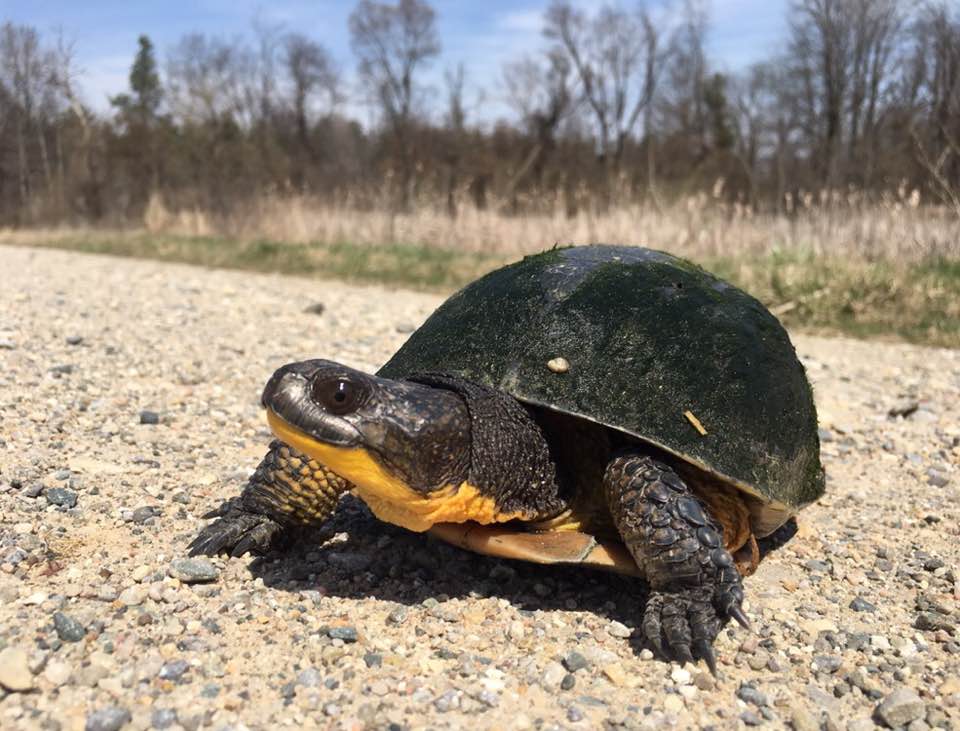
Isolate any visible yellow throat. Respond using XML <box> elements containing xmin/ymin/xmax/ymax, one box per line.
<box><xmin>265</xmin><ymin>410</ymin><xmax>525</xmax><ymax>532</ymax></box>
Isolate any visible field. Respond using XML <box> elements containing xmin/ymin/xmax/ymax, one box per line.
<box><xmin>3</xmin><ymin>194</ymin><xmax>960</xmax><ymax>348</ymax></box>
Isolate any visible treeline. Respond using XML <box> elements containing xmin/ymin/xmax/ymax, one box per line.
<box><xmin>1</xmin><ymin>0</ymin><xmax>959</xmax><ymax>227</ymax></box>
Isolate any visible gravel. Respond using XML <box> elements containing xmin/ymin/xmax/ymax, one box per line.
<box><xmin>874</xmin><ymin>687</ymin><xmax>927</xmax><ymax>727</ymax></box>
<box><xmin>1</xmin><ymin>245</ymin><xmax>959</xmax><ymax>730</ymax></box>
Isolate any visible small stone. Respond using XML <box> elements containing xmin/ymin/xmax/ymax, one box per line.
<box><xmin>888</xmin><ymin>399</ymin><xmax>919</xmax><ymax>418</ymax></box>
<box><xmin>606</xmin><ymin>620</ymin><xmax>632</xmax><ymax>638</ymax></box>
<box><xmin>847</xmin><ymin>720</ymin><xmax>874</xmax><ymax>731</ymax></box>
<box><xmin>671</xmin><ymin>667</ymin><xmax>692</xmax><ymax>685</ymax></box>
<box><xmin>567</xmin><ymin>706</ymin><xmax>584</xmax><ymax>722</ymax></box>
<box><xmin>139</xmin><ymin>410</ymin><xmax>160</xmax><ymax>425</ymax></box>
<box><xmin>561</xmin><ymin>673</ymin><xmax>576</xmax><ymax>690</ymax></box>
<box><xmin>0</xmin><ymin>338</ymin><xmax>15</xmax><ymax>349</ymax></box>
<box><xmin>694</xmin><ymin>673</ymin><xmax>715</xmax><ymax>691</ymax></box>
<box><xmin>814</xmin><ymin>655</ymin><xmax>843</xmax><ymax>674</ymax></box>
<box><xmin>168</xmin><ymin>558</ymin><xmax>219</xmax><ymax>583</ymax></box>
<box><xmin>0</xmin><ymin>647</ymin><xmax>33</xmax><ymax>691</ymax></box>
<box><xmin>85</xmin><ymin>706</ymin><xmax>131</xmax><ymax>731</ymax></box>
<box><xmin>66</xmin><ymin>335</ymin><xmax>84</xmax><ymax>345</ymax></box>
<box><xmin>303</xmin><ymin>303</ymin><xmax>325</xmax><ymax>315</ymax></box>
<box><xmin>915</xmin><ymin>613</ymin><xmax>955</xmax><ymax>632</ymax></box>
<box><xmin>131</xmin><ymin>506</ymin><xmax>159</xmax><ymax>524</ymax></box>
<box><xmin>740</xmin><ymin>710</ymin><xmax>763</xmax><ymax>726</ymax></box>
<box><xmin>547</xmin><ymin>357</ymin><xmax>570</xmax><ymax>373</ymax></box>
<box><xmin>738</xmin><ymin>684</ymin><xmax>768</xmax><ymax>707</ymax></box>
<box><xmin>151</xmin><ymin>708</ymin><xmax>177</xmax><ymax>729</ymax></box>
<box><xmin>563</xmin><ymin>651</ymin><xmax>590</xmax><ymax>673</ymax></box>
<box><xmin>874</xmin><ymin>687</ymin><xmax>925</xmax><ymax>728</ymax></box>
<box><xmin>927</xmin><ymin>470</ymin><xmax>949</xmax><ymax>488</ymax></box>
<box><xmin>158</xmin><ymin>660</ymin><xmax>189</xmax><ymax>681</ymax></box>
<box><xmin>53</xmin><ymin>612</ymin><xmax>86</xmax><ymax>642</ymax></box>
<box><xmin>790</xmin><ymin>706</ymin><xmax>821</xmax><ymax>731</ymax></box>
<box><xmin>541</xmin><ymin>661</ymin><xmax>565</xmax><ymax>688</ymax></box>
<box><xmin>43</xmin><ymin>660</ymin><xmax>71</xmax><ymax>687</ymax></box>
<box><xmin>363</xmin><ymin>653</ymin><xmax>382</xmax><ymax>668</ymax></box>
<box><xmin>297</xmin><ymin>668</ymin><xmax>321</xmax><ymax>687</ymax></box>
<box><xmin>850</xmin><ymin>596</ymin><xmax>877</xmax><ymax>613</ymax></box>
<box><xmin>118</xmin><ymin>586</ymin><xmax>146</xmax><ymax>606</ymax></box>
<box><xmin>45</xmin><ymin>487</ymin><xmax>78</xmax><ymax>508</ymax></box>
<box><xmin>327</xmin><ymin>626</ymin><xmax>358</xmax><ymax>643</ymax></box>
<box><xmin>386</xmin><ymin>607</ymin><xmax>407</xmax><ymax>625</ymax></box>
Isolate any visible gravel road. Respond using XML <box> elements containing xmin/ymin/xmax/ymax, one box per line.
<box><xmin>1</xmin><ymin>245</ymin><xmax>959</xmax><ymax>731</ymax></box>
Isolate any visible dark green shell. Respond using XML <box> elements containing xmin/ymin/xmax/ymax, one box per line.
<box><xmin>379</xmin><ymin>245</ymin><xmax>824</xmax><ymax>515</ymax></box>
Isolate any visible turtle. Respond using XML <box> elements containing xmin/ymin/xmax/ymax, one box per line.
<box><xmin>189</xmin><ymin>244</ymin><xmax>824</xmax><ymax>672</ymax></box>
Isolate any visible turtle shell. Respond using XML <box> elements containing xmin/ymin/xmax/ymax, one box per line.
<box><xmin>378</xmin><ymin>245</ymin><xmax>824</xmax><ymax>528</ymax></box>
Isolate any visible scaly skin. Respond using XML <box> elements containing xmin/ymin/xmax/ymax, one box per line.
<box><xmin>604</xmin><ymin>452</ymin><xmax>749</xmax><ymax>674</ymax></box>
<box><xmin>188</xmin><ymin>440</ymin><xmax>351</xmax><ymax>557</ymax></box>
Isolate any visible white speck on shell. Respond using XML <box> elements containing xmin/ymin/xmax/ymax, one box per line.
<box><xmin>547</xmin><ymin>357</ymin><xmax>570</xmax><ymax>373</ymax></box>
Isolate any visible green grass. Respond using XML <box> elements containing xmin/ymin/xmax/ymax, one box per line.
<box><xmin>4</xmin><ymin>232</ymin><xmax>959</xmax><ymax>348</ymax></box>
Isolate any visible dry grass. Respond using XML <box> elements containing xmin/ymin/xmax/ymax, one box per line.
<box><xmin>140</xmin><ymin>188</ymin><xmax>960</xmax><ymax>261</ymax></box>
<box><xmin>2</xmin><ymin>191</ymin><xmax>959</xmax><ymax>348</ymax></box>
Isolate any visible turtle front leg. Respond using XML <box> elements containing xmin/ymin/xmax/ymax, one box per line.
<box><xmin>188</xmin><ymin>440</ymin><xmax>351</xmax><ymax>557</ymax></box>
<box><xmin>604</xmin><ymin>452</ymin><xmax>749</xmax><ymax>674</ymax></box>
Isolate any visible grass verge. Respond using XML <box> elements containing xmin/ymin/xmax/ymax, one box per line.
<box><xmin>3</xmin><ymin>230</ymin><xmax>958</xmax><ymax>348</ymax></box>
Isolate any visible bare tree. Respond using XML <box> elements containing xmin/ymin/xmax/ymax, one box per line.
<box><xmin>349</xmin><ymin>0</ymin><xmax>440</xmax><ymax>209</ymax></box>
<box><xmin>544</xmin><ymin>0</ymin><xmax>663</xmax><ymax>173</ymax></box>
<box><xmin>282</xmin><ymin>33</ymin><xmax>338</xmax><ymax>160</ymax></box>
<box><xmin>788</xmin><ymin>0</ymin><xmax>903</xmax><ymax>188</ymax></box>
<box><xmin>502</xmin><ymin>49</ymin><xmax>574</xmax><ymax>205</ymax></box>
<box><xmin>908</xmin><ymin>1</ymin><xmax>960</xmax><ymax>214</ymax></box>
<box><xmin>0</xmin><ymin>23</ymin><xmax>55</xmax><ymax>208</ymax></box>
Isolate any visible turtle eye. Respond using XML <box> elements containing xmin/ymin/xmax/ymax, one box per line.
<box><xmin>312</xmin><ymin>377</ymin><xmax>364</xmax><ymax>415</ymax></box>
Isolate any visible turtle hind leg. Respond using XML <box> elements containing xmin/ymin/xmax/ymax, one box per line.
<box><xmin>603</xmin><ymin>452</ymin><xmax>748</xmax><ymax>674</ymax></box>
<box><xmin>188</xmin><ymin>440</ymin><xmax>350</xmax><ymax>557</ymax></box>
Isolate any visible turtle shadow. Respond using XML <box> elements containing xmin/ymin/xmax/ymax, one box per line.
<box><xmin>242</xmin><ymin>496</ymin><xmax>654</xmax><ymax>654</ymax></box>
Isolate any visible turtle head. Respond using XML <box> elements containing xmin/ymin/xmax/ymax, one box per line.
<box><xmin>261</xmin><ymin>360</ymin><xmax>471</xmax><ymax>505</ymax></box>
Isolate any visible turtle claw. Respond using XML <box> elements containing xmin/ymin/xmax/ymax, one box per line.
<box><xmin>728</xmin><ymin>604</ymin><xmax>752</xmax><ymax>632</ymax></box>
<box><xmin>642</xmin><ymin>587</ymin><xmax>722</xmax><ymax>668</ymax></box>
<box><xmin>695</xmin><ymin>640</ymin><xmax>718</xmax><ymax>677</ymax></box>
<box><xmin>188</xmin><ymin>508</ymin><xmax>284</xmax><ymax>557</ymax></box>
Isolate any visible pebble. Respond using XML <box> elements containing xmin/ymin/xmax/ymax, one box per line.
<box><xmin>66</xmin><ymin>335</ymin><xmax>84</xmax><ymax>345</ymax></box>
<box><xmin>158</xmin><ymin>660</ymin><xmax>190</xmax><ymax>680</ymax></box>
<box><xmin>874</xmin><ymin>687</ymin><xmax>925</xmax><ymax>727</ymax></box>
<box><xmin>297</xmin><ymin>668</ymin><xmax>322</xmax><ymax>687</ymax></box>
<box><xmin>85</xmin><ymin>706</ymin><xmax>132</xmax><ymax>731</ymax></box>
<box><xmin>168</xmin><ymin>558</ymin><xmax>219</xmax><ymax>583</ymax></box>
<box><xmin>737</xmin><ymin>683</ymin><xmax>768</xmax><ymax>707</ymax></box>
<box><xmin>791</xmin><ymin>704</ymin><xmax>823</xmax><ymax>731</ymax></box>
<box><xmin>151</xmin><ymin>708</ymin><xmax>177</xmax><ymax>729</ymax></box>
<box><xmin>53</xmin><ymin>611</ymin><xmax>86</xmax><ymax>642</ymax></box>
<box><xmin>563</xmin><ymin>651</ymin><xmax>590</xmax><ymax>672</ymax></box>
<box><xmin>670</xmin><ymin>667</ymin><xmax>691</xmax><ymax>685</ymax></box>
<box><xmin>850</xmin><ymin>596</ymin><xmax>877</xmax><ymax>613</ymax></box>
<box><xmin>45</xmin><ymin>487</ymin><xmax>78</xmax><ymax>508</ymax></box>
<box><xmin>327</xmin><ymin>626</ymin><xmax>358</xmax><ymax>643</ymax></box>
<box><xmin>43</xmin><ymin>660</ymin><xmax>71</xmax><ymax>686</ymax></box>
<box><xmin>0</xmin><ymin>647</ymin><xmax>33</xmax><ymax>691</ymax></box>
<box><xmin>541</xmin><ymin>661</ymin><xmax>566</xmax><ymax>688</ymax></box>
<box><xmin>606</xmin><ymin>620</ymin><xmax>632</xmax><ymax>638</ymax></box>
<box><xmin>118</xmin><ymin>586</ymin><xmax>146</xmax><ymax>606</ymax></box>
<box><xmin>139</xmin><ymin>410</ymin><xmax>160</xmax><ymax>425</ymax></box>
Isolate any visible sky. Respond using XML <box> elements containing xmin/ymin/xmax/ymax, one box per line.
<box><xmin>2</xmin><ymin>0</ymin><xmax>789</xmax><ymax>124</ymax></box>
